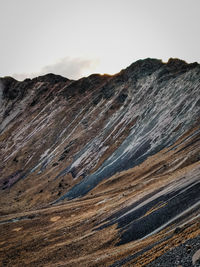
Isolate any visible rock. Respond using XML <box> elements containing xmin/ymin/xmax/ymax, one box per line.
<box><xmin>174</xmin><ymin>227</ymin><xmax>182</xmax><ymax>234</ymax></box>
<box><xmin>192</xmin><ymin>249</ymin><xmax>200</xmax><ymax>265</ymax></box>
<box><xmin>124</xmin><ymin>58</ymin><xmax>163</xmax><ymax>81</ymax></box>
<box><xmin>117</xmin><ymin>93</ymin><xmax>127</xmax><ymax>103</ymax></box>
<box><xmin>33</xmin><ymin>73</ymin><xmax>69</xmax><ymax>83</ymax></box>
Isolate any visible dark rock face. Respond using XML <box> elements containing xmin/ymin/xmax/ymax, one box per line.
<box><xmin>166</xmin><ymin>58</ymin><xmax>198</xmax><ymax>71</ymax></box>
<box><xmin>1</xmin><ymin>77</ymin><xmax>20</xmax><ymax>100</ymax></box>
<box><xmin>33</xmin><ymin>73</ymin><xmax>69</xmax><ymax>83</ymax></box>
<box><xmin>125</xmin><ymin>58</ymin><xmax>163</xmax><ymax>80</ymax></box>
<box><xmin>62</xmin><ymin>73</ymin><xmax>110</xmax><ymax>99</ymax></box>
<box><xmin>0</xmin><ymin>73</ymin><xmax>69</xmax><ymax>102</ymax></box>
<box><xmin>117</xmin><ymin>92</ymin><xmax>127</xmax><ymax>103</ymax></box>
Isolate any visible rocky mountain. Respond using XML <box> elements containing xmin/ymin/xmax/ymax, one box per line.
<box><xmin>0</xmin><ymin>58</ymin><xmax>200</xmax><ymax>266</ymax></box>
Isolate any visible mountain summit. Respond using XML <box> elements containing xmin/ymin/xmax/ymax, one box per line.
<box><xmin>0</xmin><ymin>58</ymin><xmax>200</xmax><ymax>266</ymax></box>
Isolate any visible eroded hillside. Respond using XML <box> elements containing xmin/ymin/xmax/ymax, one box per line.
<box><xmin>0</xmin><ymin>58</ymin><xmax>200</xmax><ymax>266</ymax></box>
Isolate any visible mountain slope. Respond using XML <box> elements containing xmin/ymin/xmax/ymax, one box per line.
<box><xmin>0</xmin><ymin>58</ymin><xmax>200</xmax><ymax>266</ymax></box>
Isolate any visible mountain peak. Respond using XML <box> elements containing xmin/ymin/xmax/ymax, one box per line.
<box><xmin>166</xmin><ymin>57</ymin><xmax>198</xmax><ymax>69</ymax></box>
<box><xmin>32</xmin><ymin>73</ymin><xmax>70</xmax><ymax>83</ymax></box>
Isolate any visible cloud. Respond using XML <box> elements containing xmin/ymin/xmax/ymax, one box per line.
<box><xmin>11</xmin><ymin>73</ymin><xmax>30</xmax><ymax>81</ymax></box>
<box><xmin>12</xmin><ymin>57</ymin><xmax>99</xmax><ymax>81</ymax></box>
<box><xmin>41</xmin><ymin>57</ymin><xmax>99</xmax><ymax>79</ymax></box>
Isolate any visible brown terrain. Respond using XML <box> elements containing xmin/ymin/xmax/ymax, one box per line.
<box><xmin>0</xmin><ymin>58</ymin><xmax>200</xmax><ymax>266</ymax></box>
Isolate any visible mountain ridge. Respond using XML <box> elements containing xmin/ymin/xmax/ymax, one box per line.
<box><xmin>0</xmin><ymin>58</ymin><xmax>200</xmax><ymax>266</ymax></box>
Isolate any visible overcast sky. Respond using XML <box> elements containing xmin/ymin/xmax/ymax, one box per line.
<box><xmin>0</xmin><ymin>0</ymin><xmax>200</xmax><ymax>80</ymax></box>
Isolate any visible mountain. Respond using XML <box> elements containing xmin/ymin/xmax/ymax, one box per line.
<box><xmin>0</xmin><ymin>58</ymin><xmax>200</xmax><ymax>266</ymax></box>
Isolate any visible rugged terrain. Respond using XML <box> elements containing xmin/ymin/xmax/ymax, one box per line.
<box><xmin>0</xmin><ymin>58</ymin><xmax>200</xmax><ymax>266</ymax></box>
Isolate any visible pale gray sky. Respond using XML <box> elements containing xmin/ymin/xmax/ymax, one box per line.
<box><xmin>0</xmin><ymin>0</ymin><xmax>199</xmax><ymax>80</ymax></box>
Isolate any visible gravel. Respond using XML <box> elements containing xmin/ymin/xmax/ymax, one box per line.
<box><xmin>146</xmin><ymin>235</ymin><xmax>200</xmax><ymax>267</ymax></box>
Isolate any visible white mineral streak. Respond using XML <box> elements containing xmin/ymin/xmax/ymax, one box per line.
<box><xmin>103</xmin><ymin>164</ymin><xmax>200</xmax><ymax>226</ymax></box>
<box><xmin>63</xmin><ymin>67</ymin><xmax>200</xmax><ymax>182</ymax></box>
<box><xmin>141</xmin><ymin>200</ymin><xmax>200</xmax><ymax>241</ymax></box>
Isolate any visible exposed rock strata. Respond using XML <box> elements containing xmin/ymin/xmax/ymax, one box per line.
<box><xmin>0</xmin><ymin>58</ymin><xmax>199</xmax><ymax>266</ymax></box>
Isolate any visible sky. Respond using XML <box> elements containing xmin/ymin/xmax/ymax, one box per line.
<box><xmin>0</xmin><ymin>0</ymin><xmax>200</xmax><ymax>80</ymax></box>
